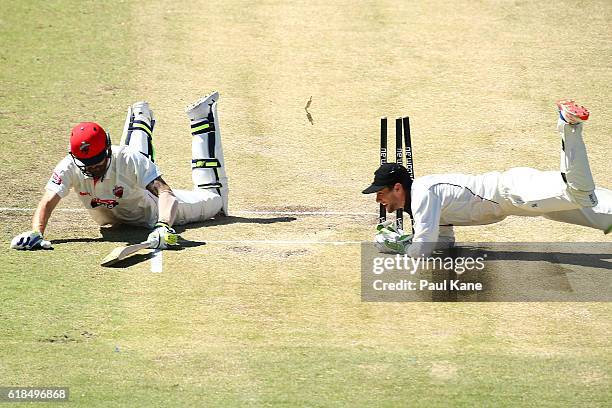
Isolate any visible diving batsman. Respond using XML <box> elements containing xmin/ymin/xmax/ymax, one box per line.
<box><xmin>11</xmin><ymin>92</ymin><xmax>229</xmax><ymax>250</ymax></box>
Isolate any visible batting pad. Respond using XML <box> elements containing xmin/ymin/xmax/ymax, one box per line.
<box><xmin>121</xmin><ymin>101</ymin><xmax>156</xmax><ymax>162</ymax></box>
<box><xmin>189</xmin><ymin>100</ymin><xmax>229</xmax><ymax>215</ymax></box>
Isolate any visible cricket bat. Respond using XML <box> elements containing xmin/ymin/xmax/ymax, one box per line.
<box><xmin>100</xmin><ymin>241</ymin><xmax>152</xmax><ymax>266</ymax></box>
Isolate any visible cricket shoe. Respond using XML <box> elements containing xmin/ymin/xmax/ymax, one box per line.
<box><xmin>185</xmin><ymin>91</ymin><xmax>219</xmax><ymax>121</ymax></box>
<box><xmin>132</xmin><ymin>101</ymin><xmax>154</xmax><ymax>121</ymax></box>
<box><xmin>121</xmin><ymin>101</ymin><xmax>156</xmax><ymax>152</ymax></box>
<box><xmin>556</xmin><ymin>99</ymin><xmax>589</xmax><ymax>124</ymax></box>
<box><xmin>130</xmin><ymin>101</ymin><xmax>156</xmax><ymax>133</ymax></box>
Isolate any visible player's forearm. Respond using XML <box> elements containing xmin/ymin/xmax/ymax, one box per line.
<box><xmin>406</xmin><ymin>223</ymin><xmax>440</xmax><ymax>258</ymax></box>
<box><xmin>146</xmin><ymin>176</ymin><xmax>178</xmax><ymax>226</ymax></box>
<box><xmin>31</xmin><ymin>192</ymin><xmax>61</xmax><ymax>234</ymax></box>
<box><xmin>158</xmin><ymin>190</ymin><xmax>178</xmax><ymax>226</ymax></box>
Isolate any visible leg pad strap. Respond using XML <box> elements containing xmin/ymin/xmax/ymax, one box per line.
<box><xmin>191</xmin><ymin>119</ymin><xmax>216</xmax><ymax>135</ymax></box>
<box><xmin>192</xmin><ymin>158</ymin><xmax>221</xmax><ymax>169</ymax></box>
<box><xmin>129</xmin><ymin>120</ymin><xmax>153</xmax><ymax>136</ymax></box>
<box><xmin>197</xmin><ymin>182</ymin><xmax>223</xmax><ymax>189</ymax></box>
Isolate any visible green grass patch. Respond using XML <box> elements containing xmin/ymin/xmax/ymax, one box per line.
<box><xmin>0</xmin><ymin>0</ymin><xmax>136</xmax><ymax>205</ymax></box>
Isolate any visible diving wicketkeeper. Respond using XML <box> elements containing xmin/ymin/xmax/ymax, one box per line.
<box><xmin>363</xmin><ymin>100</ymin><xmax>612</xmax><ymax>257</ymax></box>
<box><xmin>11</xmin><ymin>92</ymin><xmax>229</xmax><ymax>250</ymax></box>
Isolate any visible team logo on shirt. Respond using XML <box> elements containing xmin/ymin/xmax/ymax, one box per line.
<box><xmin>113</xmin><ymin>185</ymin><xmax>124</xmax><ymax>198</ymax></box>
<box><xmin>50</xmin><ymin>172</ymin><xmax>62</xmax><ymax>185</ymax></box>
<box><xmin>91</xmin><ymin>198</ymin><xmax>119</xmax><ymax>209</ymax></box>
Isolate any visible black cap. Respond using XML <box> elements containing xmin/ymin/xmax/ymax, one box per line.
<box><xmin>362</xmin><ymin>163</ymin><xmax>410</xmax><ymax>194</ymax></box>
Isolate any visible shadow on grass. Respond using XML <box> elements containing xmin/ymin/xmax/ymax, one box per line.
<box><xmin>446</xmin><ymin>245</ymin><xmax>612</xmax><ymax>270</ymax></box>
<box><xmin>431</xmin><ymin>245</ymin><xmax>612</xmax><ymax>301</ymax></box>
<box><xmin>52</xmin><ymin>215</ymin><xmax>297</xmax><ymax>245</ymax></box>
<box><xmin>101</xmin><ymin>241</ymin><xmax>207</xmax><ymax>268</ymax></box>
<box><xmin>103</xmin><ymin>252</ymin><xmax>156</xmax><ymax>268</ymax></box>
<box><xmin>173</xmin><ymin>215</ymin><xmax>297</xmax><ymax>232</ymax></box>
<box><xmin>52</xmin><ymin>215</ymin><xmax>296</xmax><ymax>268</ymax></box>
<box><xmin>53</xmin><ymin>225</ymin><xmax>148</xmax><ymax>245</ymax></box>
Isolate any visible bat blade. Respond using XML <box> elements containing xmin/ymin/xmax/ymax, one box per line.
<box><xmin>100</xmin><ymin>241</ymin><xmax>151</xmax><ymax>267</ymax></box>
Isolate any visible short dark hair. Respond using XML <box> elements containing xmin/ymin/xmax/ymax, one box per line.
<box><xmin>387</xmin><ymin>174</ymin><xmax>412</xmax><ymax>192</ymax></box>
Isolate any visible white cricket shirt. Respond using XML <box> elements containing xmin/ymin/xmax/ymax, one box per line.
<box><xmin>46</xmin><ymin>145</ymin><xmax>161</xmax><ymax>227</ymax></box>
<box><xmin>406</xmin><ymin>168</ymin><xmax>578</xmax><ymax>257</ymax></box>
<box><xmin>407</xmin><ymin>171</ymin><xmax>506</xmax><ymax>257</ymax></box>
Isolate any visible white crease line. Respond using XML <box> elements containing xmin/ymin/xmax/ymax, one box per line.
<box><xmin>150</xmin><ymin>249</ymin><xmax>163</xmax><ymax>273</ymax></box>
<box><xmin>0</xmin><ymin>207</ymin><xmax>86</xmax><ymax>212</ymax></box>
<box><xmin>205</xmin><ymin>240</ymin><xmax>363</xmax><ymax>245</ymax></box>
<box><xmin>0</xmin><ymin>207</ymin><xmax>377</xmax><ymax>216</ymax></box>
<box><xmin>234</xmin><ymin>210</ymin><xmax>377</xmax><ymax>216</ymax></box>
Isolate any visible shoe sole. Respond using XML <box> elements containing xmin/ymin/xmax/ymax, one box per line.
<box><xmin>556</xmin><ymin>99</ymin><xmax>589</xmax><ymax>122</ymax></box>
<box><xmin>185</xmin><ymin>91</ymin><xmax>219</xmax><ymax>114</ymax></box>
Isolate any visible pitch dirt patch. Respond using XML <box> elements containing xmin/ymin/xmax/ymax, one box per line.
<box><xmin>228</xmin><ymin>245</ymin><xmax>310</xmax><ymax>259</ymax></box>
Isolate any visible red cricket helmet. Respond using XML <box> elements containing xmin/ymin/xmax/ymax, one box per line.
<box><xmin>69</xmin><ymin>122</ymin><xmax>112</xmax><ymax>178</ymax></box>
<box><xmin>69</xmin><ymin>122</ymin><xmax>111</xmax><ymax>165</ymax></box>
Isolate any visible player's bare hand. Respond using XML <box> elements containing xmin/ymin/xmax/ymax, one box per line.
<box><xmin>10</xmin><ymin>231</ymin><xmax>52</xmax><ymax>250</ymax></box>
<box><xmin>147</xmin><ymin>222</ymin><xmax>179</xmax><ymax>249</ymax></box>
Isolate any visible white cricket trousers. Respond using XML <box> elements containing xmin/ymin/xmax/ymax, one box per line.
<box><xmin>173</xmin><ymin>189</ymin><xmax>223</xmax><ymax>226</ymax></box>
<box><xmin>498</xmin><ymin>120</ymin><xmax>612</xmax><ymax>232</ymax></box>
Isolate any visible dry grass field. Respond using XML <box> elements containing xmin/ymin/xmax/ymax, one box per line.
<box><xmin>1</xmin><ymin>1</ymin><xmax>610</xmax><ymax>406</ymax></box>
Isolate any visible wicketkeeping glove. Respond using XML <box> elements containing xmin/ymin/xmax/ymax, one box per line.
<box><xmin>147</xmin><ymin>222</ymin><xmax>179</xmax><ymax>249</ymax></box>
<box><xmin>374</xmin><ymin>221</ymin><xmax>413</xmax><ymax>254</ymax></box>
<box><xmin>376</xmin><ymin>220</ymin><xmax>403</xmax><ymax>237</ymax></box>
<box><xmin>10</xmin><ymin>230</ymin><xmax>52</xmax><ymax>250</ymax></box>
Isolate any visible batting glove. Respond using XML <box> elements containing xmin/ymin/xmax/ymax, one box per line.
<box><xmin>147</xmin><ymin>222</ymin><xmax>179</xmax><ymax>249</ymax></box>
<box><xmin>10</xmin><ymin>230</ymin><xmax>52</xmax><ymax>250</ymax></box>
